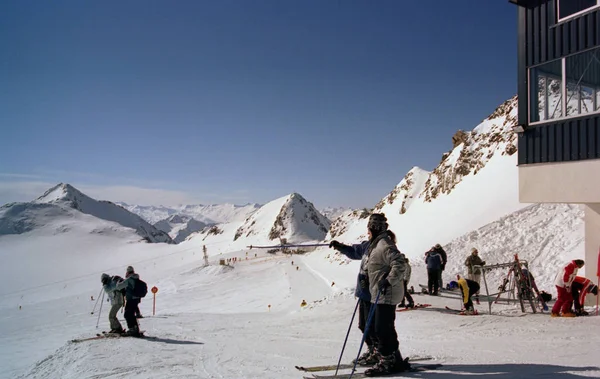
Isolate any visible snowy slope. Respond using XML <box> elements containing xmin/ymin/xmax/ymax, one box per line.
<box><xmin>327</xmin><ymin>96</ymin><xmax>528</xmax><ymax>258</ymax></box>
<box><xmin>0</xmin><ymin>183</ymin><xmax>173</xmax><ymax>243</ymax></box>
<box><xmin>320</xmin><ymin>206</ymin><xmax>352</xmax><ymax>222</ymax></box>
<box><xmin>119</xmin><ymin>202</ymin><xmax>261</xmax><ymax>224</ymax></box>
<box><xmin>154</xmin><ymin>215</ymin><xmax>206</xmax><ymax>243</ymax></box>
<box><xmin>1</xmin><ymin>200</ymin><xmax>598</xmax><ymax>379</ymax></box>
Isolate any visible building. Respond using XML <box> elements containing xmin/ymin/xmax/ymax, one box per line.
<box><xmin>510</xmin><ymin>0</ymin><xmax>600</xmax><ymax>293</ymax></box>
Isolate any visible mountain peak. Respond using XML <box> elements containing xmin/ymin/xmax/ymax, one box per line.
<box><xmin>35</xmin><ymin>183</ymin><xmax>84</xmax><ymax>204</ymax></box>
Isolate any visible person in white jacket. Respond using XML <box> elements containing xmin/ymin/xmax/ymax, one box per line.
<box><xmin>101</xmin><ymin>273</ymin><xmax>125</xmax><ymax>333</ymax></box>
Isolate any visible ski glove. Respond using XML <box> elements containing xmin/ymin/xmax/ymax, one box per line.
<box><xmin>378</xmin><ymin>278</ymin><xmax>391</xmax><ymax>294</ymax></box>
<box><xmin>358</xmin><ymin>274</ymin><xmax>369</xmax><ymax>289</ymax></box>
<box><xmin>329</xmin><ymin>240</ymin><xmax>342</xmax><ymax>250</ymax></box>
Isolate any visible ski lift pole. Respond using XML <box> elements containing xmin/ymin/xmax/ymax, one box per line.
<box><xmin>95</xmin><ymin>290</ymin><xmax>105</xmax><ymax>329</ymax></box>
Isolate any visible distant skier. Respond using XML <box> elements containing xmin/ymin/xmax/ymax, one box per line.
<box><xmin>457</xmin><ymin>275</ymin><xmax>479</xmax><ymax>315</ymax></box>
<box><xmin>432</xmin><ymin>244</ymin><xmax>447</xmax><ymax>289</ymax></box>
<box><xmin>551</xmin><ymin>259</ymin><xmax>584</xmax><ymax>317</ymax></box>
<box><xmin>464</xmin><ymin>248</ymin><xmax>485</xmax><ymax>303</ymax></box>
<box><xmin>425</xmin><ymin>248</ymin><xmax>443</xmax><ymax>296</ymax></box>
<box><xmin>101</xmin><ymin>273</ymin><xmax>125</xmax><ymax>334</ymax></box>
<box><xmin>115</xmin><ymin>266</ymin><xmax>144</xmax><ymax>336</ymax></box>
<box><xmin>398</xmin><ymin>258</ymin><xmax>414</xmax><ymax>309</ymax></box>
<box><xmin>570</xmin><ymin>276</ymin><xmax>598</xmax><ymax>316</ymax></box>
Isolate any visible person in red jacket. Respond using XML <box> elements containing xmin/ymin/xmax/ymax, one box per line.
<box><xmin>570</xmin><ymin>276</ymin><xmax>599</xmax><ymax>316</ymax></box>
<box><xmin>551</xmin><ymin>259</ymin><xmax>584</xmax><ymax>317</ymax></box>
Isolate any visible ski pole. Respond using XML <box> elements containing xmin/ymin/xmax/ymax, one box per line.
<box><xmin>349</xmin><ymin>290</ymin><xmax>381</xmax><ymax>379</ymax></box>
<box><xmin>95</xmin><ymin>290</ymin><xmax>105</xmax><ymax>329</ymax></box>
<box><xmin>335</xmin><ymin>298</ymin><xmax>360</xmax><ymax>376</ymax></box>
<box><xmin>91</xmin><ymin>287</ymin><xmax>103</xmax><ymax>315</ymax></box>
<box><xmin>246</xmin><ymin>243</ymin><xmax>329</xmax><ymax>249</ymax></box>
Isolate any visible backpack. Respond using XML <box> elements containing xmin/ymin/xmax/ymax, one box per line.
<box><xmin>112</xmin><ymin>275</ymin><xmax>127</xmax><ymax>297</ymax></box>
<box><xmin>132</xmin><ymin>277</ymin><xmax>148</xmax><ymax>298</ymax></box>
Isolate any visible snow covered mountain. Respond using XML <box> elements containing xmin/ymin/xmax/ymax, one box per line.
<box><xmin>327</xmin><ymin>95</ymin><xmax>528</xmax><ymax>258</ymax></box>
<box><xmin>118</xmin><ymin>202</ymin><xmax>261</xmax><ymax>224</ymax></box>
<box><xmin>0</xmin><ymin>183</ymin><xmax>174</xmax><ymax>244</ymax></box>
<box><xmin>154</xmin><ymin>214</ymin><xmax>206</xmax><ymax>243</ymax></box>
<box><xmin>320</xmin><ymin>206</ymin><xmax>353</xmax><ymax>222</ymax></box>
<box><xmin>180</xmin><ymin>192</ymin><xmax>331</xmax><ymax>253</ymax></box>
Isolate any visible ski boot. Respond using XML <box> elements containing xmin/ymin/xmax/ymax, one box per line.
<box><xmin>407</xmin><ymin>301</ymin><xmax>414</xmax><ymax>309</ymax></box>
<box><xmin>124</xmin><ymin>325</ymin><xmax>142</xmax><ymax>337</ymax></box>
<box><xmin>354</xmin><ymin>346</ymin><xmax>379</xmax><ymax>366</ymax></box>
<box><xmin>364</xmin><ymin>350</ymin><xmax>409</xmax><ymax>377</ymax></box>
<box><xmin>108</xmin><ymin>327</ymin><xmax>125</xmax><ymax>334</ymax></box>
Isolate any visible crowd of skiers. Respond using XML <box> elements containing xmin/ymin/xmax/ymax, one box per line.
<box><xmin>328</xmin><ymin>212</ymin><xmax>599</xmax><ymax>376</ymax></box>
<box><xmin>100</xmin><ymin>265</ymin><xmax>147</xmax><ymax>337</ymax></box>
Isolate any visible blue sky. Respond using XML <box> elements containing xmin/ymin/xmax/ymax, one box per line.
<box><xmin>0</xmin><ymin>0</ymin><xmax>517</xmax><ymax>209</ymax></box>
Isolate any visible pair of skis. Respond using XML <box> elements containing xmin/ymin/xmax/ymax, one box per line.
<box><xmin>445</xmin><ymin>306</ymin><xmax>479</xmax><ymax>316</ymax></box>
<box><xmin>396</xmin><ymin>303</ymin><xmax>431</xmax><ymax>312</ymax></box>
<box><xmin>71</xmin><ymin>330</ymin><xmax>149</xmax><ymax>343</ymax></box>
<box><xmin>297</xmin><ymin>356</ymin><xmax>442</xmax><ymax>379</ymax></box>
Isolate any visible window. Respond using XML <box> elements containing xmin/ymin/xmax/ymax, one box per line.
<box><xmin>557</xmin><ymin>0</ymin><xmax>599</xmax><ymax>21</ymax></box>
<box><xmin>529</xmin><ymin>47</ymin><xmax>600</xmax><ymax>123</ymax></box>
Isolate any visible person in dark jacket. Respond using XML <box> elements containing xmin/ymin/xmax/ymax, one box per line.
<box><xmin>115</xmin><ymin>266</ymin><xmax>142</xmax><ymax>337</ymax></box>
<box><xmin>433</xmin><ymin>244</ymin><xmax>447</xmax><ymax>288</ymax></box>
<box><xmin>362</xmin><ymin>213</ymin><xmax>410</xmax><ymax>377</ymax></box>
<box><xmin>329</xmin><ymin>238</ymin><xmax>378</xmax><ymax>365</ymax></box>
<box><xmin>101</xmin><ymin>273</ymin><xmax>125</xmax><ymax>334</ymax></box>
<box><xmin>425</xmin><ymin>248</ymin><xmax>443</xmax><ymax>296</ymax></box>
<box><xmin>398</xmin><ymin>258</ymin><xmax>414</xmax><ymax>309</ymax></box>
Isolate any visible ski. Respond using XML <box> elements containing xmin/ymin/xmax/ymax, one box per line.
<box><xmin>295</xmin><ymin>356</ymin><xmax>434</xmax><ymax>372</ymax></box>
<box><xmin>444</xmin><ymin>306</ymin><xmax>479</xmax><ymax>316</ymax></box>
<box><xmin>71</xmin><ymin>330</ymin><xmax>148</xmax><ymax>343</ymax></box>
<box><xmin>396</xmin><ymin>304</ymin><xmax>431</xmax><ymax>312</ymax></box>
<box><xmin>302</xmin><ymin>363</ymin><xmax>443</xmax><ymax>378</ymax></box>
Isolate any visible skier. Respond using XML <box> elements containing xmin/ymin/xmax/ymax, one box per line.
<box><xmin>425</xmin><ymin>248</ymin><xmax>443</xmax><ymax>296</ymax></box>
<box><xmin>115</xmin><ymin>266</ymin><xmax>143</xmax><ymax>336</ymax></box>
<box><xmin>329</xmin><ymin>236</ymin><xmax>378</xmax><ymax>366</ymax></box>
<box><xmin>457</xmin><ymin>275</ymin><xmax>479</xmax><ymax>315</ymax></box>
<box><xmin>398</xmin><ymin>258</ymin><xmax>414</xmax><ymax>309</ymax></box>
<box><xmin>363</xmin><ymin>213</ymin><xmax>409</xmax><ymax>376</ymax></box>
<box><xmin>101</xmin><ymin>273</ymin><xmax>125</xmax><ymax>333</ymax></box>
<box><xmin>551</xmin><ymin>259</ymin><xmax>584</xmax><ymax>317</ymax></box>
<box><xmin>464</xmin><ymin>248</ymin><xmax>485</xmax><ymax>304</ymax></box>
<box><xmin>433</xmin><ymin>244</ymin><xmax>447</xmax><ymax>289</ymax></box>
<box><xmin>570</xmin><ymin>276</ymin><xmax>598</xmax><ymax>316</ymax></box>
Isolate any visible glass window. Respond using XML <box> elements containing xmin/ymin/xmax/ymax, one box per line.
<box><xmin>558</xmin><ymin>0</ymin><xmax>599</xmax><ymax>21</ymax></box>
<box><xmin>529</xmin><ymin>47</ymin><xmax>600</xmax><ymax>123</ymax></box>
<box><xmin>565</xmin><ymin>48</ymin><xmax>600</xmax><ymax>116</ymax></box>
<box><xmin>530</xmin><ymin>60</ymin><xmax>563</xmax><ymax>122</ymax></box>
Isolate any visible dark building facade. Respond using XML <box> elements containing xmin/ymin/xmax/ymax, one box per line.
<box><xmin>510</xmin><ymin>0</ymin><xmax>600</xmax><ymax>302</ymax></box>
<box><xmin>513</xmin><ymin>0</ymin><xmax>600</xmax><ymax>164</ymax></box>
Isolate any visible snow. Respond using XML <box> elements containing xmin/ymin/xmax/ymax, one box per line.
<box><xmin>2</xmin><ymin>206</ymin><xmax>599</xmax><ymax>379</ymax></box>
<box><xmin>154</xmin><ymin>215</ymin><xmax>207</xmax><ymax>243</ymax></box>
<box><xmin>119</xmin><ymin>202</ymin><xmax>261</xmax><ymax>225</ymax></box>
<box><xmin>8</xmin><ymin>183</ymin><xmax>173</xmax><ymax>243</ymax></box>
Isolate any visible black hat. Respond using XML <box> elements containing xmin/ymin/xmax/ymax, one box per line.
<box><xmin>368</xmin><ymin>213</ymin><xmax>388</xmax><ymax>234</ymax></box>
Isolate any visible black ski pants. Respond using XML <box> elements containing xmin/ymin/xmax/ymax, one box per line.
<box><xmin>124</xmin><ymin>298</ymin><xmax>141</xmax><ymax>329</ymax></box>
<box><xmin>358</xmin><ymin>299</ymin><xmax>377</xmax><ymax>348</ymax></box>
<box><xmin>373</xmin><ymin>304</ymin><xmax>399</xmax><ymax>357</ymax></box>
<box><xmin>427</xmin><ymin>269</ymin><xmax>441</xmax><ymax>294</ymax></box>
<box><xmin>402</xmin><ymin>280</ymin><xmax>413</xmax><ymax>305</ymax></box>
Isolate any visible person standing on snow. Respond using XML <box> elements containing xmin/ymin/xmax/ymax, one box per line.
<box><xmin>425</xmin><ymin>248</ymin><xmax>443</xmax><ymax>296</ymax></box>
<box><xmin>551</xmin><ymin>259</ymin><xmax>584</xmax><ymax>317</ymax></box>
<box><xmin>101</xmin><ymin>273</ymin><xmax>125</xmax><ymax>334</ymax></box>
<box><xmin>464</xmin><ymin>248</ymin><xmax>485</xmax><ymax>304</ymax></box>
<box><xmin>398</xmin><ymin>258</ymin><xmax>414</xmax><ymax>309</ymax></box>
<box><xmin>115</xmin><ymin>266</ymin><xmax>143</xmax><ymax>336</ymax></box>
<box><xmin>433</xmin><ymin>244</ymin><xmax>447</xmax><ymax>289</ymax></box>
<box><xmin>361</xmin><ymin>213</ymin><xmax>410</xmax><ymax>377</ymax></box>
<box><xmin>457</xmin><ymin>275</ymin><xmax>479</xmax><ymax>315</ymax></box>
<box><xmin>329</xmin><ymin>237</ymin><xmax>378</xmax><ymax>366</ymax></box>
<box><xmin>569</xmin><ymin>275</ymin><xmax>597</xmax><ymax>316</ymax></box>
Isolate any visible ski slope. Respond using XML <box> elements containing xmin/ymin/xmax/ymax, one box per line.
<box><xmin>1</xmin><ymin>225</ymin><xmax>600</xmax><ymax>379</ymax></box>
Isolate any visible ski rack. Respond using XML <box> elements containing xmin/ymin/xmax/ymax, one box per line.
<box><xmin>476</xmin><ymin>255</ymin><xmax>539</xmax><ymax>315</ymax></box>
